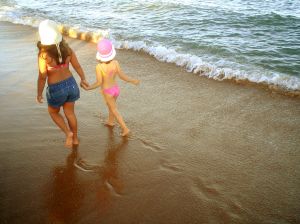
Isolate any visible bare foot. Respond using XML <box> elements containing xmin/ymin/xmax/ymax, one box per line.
<box><xmin>105</xmin><ymin>122</ymin><xmax>115</xmax><ymax>127</ymax></box>
<box><xmin>121</xmin><ymin>128</ymin><xmax>130</xmax><ymax>137</ymax></box>
<box><xmin>65</xmin><ymin>132</ymin><xmax>73</xmax><ymax>148</ymax></box>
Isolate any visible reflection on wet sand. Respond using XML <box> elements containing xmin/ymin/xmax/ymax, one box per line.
<box><xmin>45</xmin><ymin>146</ymin><xmax>84</xmax><ymax>224</ymax></box>
<box><xmin>45</xmin><ymin>128</ymin><xmax>128</xmax><ymax>223</ymax></box>
<box><xmin>95</xmin><ymin>128</ymin><xmax>128</xmax><ymax>214</ymax></box>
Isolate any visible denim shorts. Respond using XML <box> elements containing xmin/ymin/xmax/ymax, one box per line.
<box><xmin>46</xmin><ymin>76</ymin><xmax>80</xmax><ymax>108</ymax></box>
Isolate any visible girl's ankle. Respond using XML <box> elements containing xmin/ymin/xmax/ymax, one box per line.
<box><xmin>65</xmin><ymin>131</ymin><xmax>73</xmax><ymax>136</ymax></box>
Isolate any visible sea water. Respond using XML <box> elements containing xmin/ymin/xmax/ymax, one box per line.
<box><xmin>1</xmin><ymin>0</ymin><xmax>299</xmax><ymax>90</ymax></box>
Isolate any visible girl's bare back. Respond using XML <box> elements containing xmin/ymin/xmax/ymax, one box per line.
<box><xmin>97</xmin><ymin>60</ymin><xmax>118</xmax><ymax>89</ymax></box>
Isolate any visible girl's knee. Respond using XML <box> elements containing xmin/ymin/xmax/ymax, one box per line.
<box><xmin>106</xmin><ymin>102</ymin><xmax>116</xmax><ymax>110</ymax></box>
<box><xmin>64</xmin><ymin>110</ymin><xmax>75</xmax><ymax>117</ymax></box>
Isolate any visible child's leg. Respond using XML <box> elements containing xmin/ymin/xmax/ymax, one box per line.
<box><xmin>105</xmin><ymin>106</ymin><xmax>115</xmax><ymax>126</ymax></box>
<box><xmin>48</xmin><ymin>106</ymin><xmax>73</xmax><ymax>148</ymax></box>
<box><xmin>104</xmin><ymin>94</ymin><xmax>130</xmax><ymax>136</ymax></box>
<box><xmin>63</xmin><ymin>102</ymin><xmax>79</xmax><ymax>145</ymax></box>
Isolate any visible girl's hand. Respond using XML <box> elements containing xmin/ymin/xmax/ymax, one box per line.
<box><xmin>80</xmin><ymin>80</ymin><xmax>90</xmax><ymax>90</ymax></box>
<box><xmin>82</xmin><ymin>85</ymin><xmax>90</xmax><ymax>90</ymax></box>
<box><xmin>132</xmin><ymin>79</ymin><xmax>140</xmax><ymax>85</ymax></box>
<box><xmin>36</xmin><ymin>95</ymin><xmax>44</xmax><ymax>103</ymax></box>
<box><xmin>80</xmin><ymin>79</ymin><xmax>89</xmax><ymax>88</ymax></box>
<box><xmin>80</xmin><ymin>83</ymin><xmax>89</xmax><ymax>90</ymax></box>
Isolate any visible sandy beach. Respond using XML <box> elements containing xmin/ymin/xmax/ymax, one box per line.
<box><xmin>0</xmin><ymin>22</ymin><xmax>300</xmax><ymax>224</ymax></box>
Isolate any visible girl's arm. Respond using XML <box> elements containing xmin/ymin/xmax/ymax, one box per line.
<box><xmin>115</xmin><ymin>60</ymin><xmax>140</xmax><ymax>85</ymax></box>
<box><xmin>69</xmin><ymin>48</ymin><xmax>89</xmax><ymax>87</ymax></box>
<box><xmin>84</xmin><ymin>65</ymin><xmax>102</xmax><ymax>90</ymax></box>
<box><xmin>37</xmin><ymin>54</ymin><xmax>47</xmax><ymax>103</ymax></box>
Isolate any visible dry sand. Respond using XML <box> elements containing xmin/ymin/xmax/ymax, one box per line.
<box><xmin>0</xmin><ymin>21</ymin><xmax>300</xmax><ymax>224</ymax></box>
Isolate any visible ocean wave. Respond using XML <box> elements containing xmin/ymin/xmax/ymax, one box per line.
<box><xmin>115</xmin><ymin>40</ymin><xmax>300</xmax><ymax>91</ymax></box>
<box><xmin>59</xmin><ymin>23</ymin><xmax>300</xmax><ymax>92</ymax></box>
<box><xmin>1</xmin><ymin>10</ymin><xmax>299</xmax><ymax>92</ymax></box>
<box><xmin>0</xmin><ymin>5</ymin><xmax>41</xmax><ymax>26</ymax></box>
<box><xmin>244</xmin><ymin>12</ymin><xmax>300</xmax><ymax>27</ymax></box>
<box><xmin>194</xmin><ymin>1</ymin><xmax>300</xmax><ymax>19</ymax></box>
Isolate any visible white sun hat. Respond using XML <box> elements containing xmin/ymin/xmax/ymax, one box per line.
<box><xmin>39</xmin><ymin>19</ymin><xmax>62</xmax><ymax>45</ymax></box>
<box><xmin>39</xmin><ymin>20</ymin><xmax>63</xmax><ymax>63</ymax></box>
<box><xmin>39</xmin><ymin>20</ymin><xmax>62</xmax><ymax>45</ymax></box>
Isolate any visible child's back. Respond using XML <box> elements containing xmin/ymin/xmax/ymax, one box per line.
<box><xmin>97</xmin><ymin>60</ymin><xmax>118</xmax><ymax>90</ymax></box>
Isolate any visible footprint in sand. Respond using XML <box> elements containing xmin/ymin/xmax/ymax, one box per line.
<box><xmin>139</xmin><ymin>138</ymin><xmax>165</xmax><ymax>152</ymax></box>
<box><xmin>191</xmin><ymin>177</ymin><xmax>244</xmax><ymax>221</ymax></box>
<box><xmin>159</xmin><ymin>159</ymin><xmax>184</xmax><ymax>173</ymax></box>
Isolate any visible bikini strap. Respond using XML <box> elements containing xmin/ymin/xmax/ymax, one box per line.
<box><xmin>98</xmin><ymin>62</ymin><xmax>115</xmax><ymax>77</ymax></box>
<box><xmin>47</xmin><ymin>63</ymin><xmax>68</xmax><ymax>70</ymax></box>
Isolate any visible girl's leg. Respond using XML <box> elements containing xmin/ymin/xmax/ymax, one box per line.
<box><xmin>63</xmin><ymin>102</ymin><xmax>79</xmax><ymax>145</ymax></box>
<box><xmin>104</xmin><ymin>94</ymin><xmax>130</xmax><ymax>136</ymax></box>
<box><xmin>48</xmin><ymin>105</ymin><xmax>73</xmax><ymax>148</ymax></box>
<box><xmin>105</xmin><ymin>106</ymin><xmax>115</xmax><ymax>126</ymax></box>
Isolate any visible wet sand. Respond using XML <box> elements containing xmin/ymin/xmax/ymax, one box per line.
<box><xmin>0</xmin><ymin>21</ymin><xmax>300</xmax><ymax>224</ymax></box>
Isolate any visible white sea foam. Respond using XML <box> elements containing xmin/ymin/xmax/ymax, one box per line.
<box><xmin>115</xmin><ymin>40</ymin><xmax>300</xmax><ymax>91</ymax></box>
<box><xmin>0</xmin><ymin>5</ymin><xmax>41</xmax><ymax>26</ymax></box>
<box><xmin>1</xmin><ymin>9</ymin><xmax>299</xmax><ymax>92</ymax></box>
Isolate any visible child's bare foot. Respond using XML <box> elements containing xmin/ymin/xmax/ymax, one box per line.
<box><xmin>105</xmin><ymin>122</ymin><xmax>115</xmax><ymax>127</ymax></box>
<box><xmin>121</xmin><ymin>128</ymin><xmax>130</xmax><ymax>137</ymax></box>
<box><xmin>65</xmin><ymin>132</ymin><xmax>73</xmax><ymax>148</ymax></box>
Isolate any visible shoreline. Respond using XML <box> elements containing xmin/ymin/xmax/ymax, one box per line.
<box><xmin>1</xmin><ymin>21</ymin><xmax>300</xmax><ymax>224</ymax></box>
<box><xmin>57</xmin><ymin>24</ymin><xmax>300</xmax><ymax>98</ymax></box>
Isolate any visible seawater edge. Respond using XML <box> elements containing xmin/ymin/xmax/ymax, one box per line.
<box><xmin>56</xmin><ymin>24</ymin><xmax>300</xmax><ymax>98</ymax></box>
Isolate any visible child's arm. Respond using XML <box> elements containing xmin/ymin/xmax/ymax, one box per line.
<box><xmin>84</xmin><ymin>65</ymin><xmax>103</xmax><ymax>90</ymax></box>
<box><xmin>115</xmin><ymin>61</ymin><xmax>140</xmax><ymax>85</ymax></box>
<box><xmin>69</xmin><ymin>48</ymin><xmax>89</xmax><ymax>87</ymax></box>
<box><xmin>37</xmin><ymin>54</ymin><xmax>47</xmax><ymax>103</ymax></box>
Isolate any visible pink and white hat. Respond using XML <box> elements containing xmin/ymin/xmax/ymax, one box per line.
<box><xmin>96</xmin><ymin>39</ymin><xmax>116</xmax><ymax>62</ymax></box>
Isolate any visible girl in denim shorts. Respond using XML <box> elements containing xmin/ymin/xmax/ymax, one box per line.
<box><xmin>36</xmin><ymin>20</ymin><xmax>89</xmax><ymax>148</ymax></box>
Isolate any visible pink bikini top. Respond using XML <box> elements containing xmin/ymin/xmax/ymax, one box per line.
<box><xmin>47</xmin><ymin>63</ymin><xmax>68</xmax><ymax>71</ymax></box>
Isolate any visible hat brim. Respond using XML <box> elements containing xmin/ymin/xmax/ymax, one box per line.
<box><xmin>96</xmin><ymin>47</ymin><xmax>116</xmax><ymax>62</ymax></box>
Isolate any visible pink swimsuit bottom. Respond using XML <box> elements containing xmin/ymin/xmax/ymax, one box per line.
<box><xmin>103</xmin><ymin>85</ymin><xmax>120</xmax><ymax>97</ymax></box>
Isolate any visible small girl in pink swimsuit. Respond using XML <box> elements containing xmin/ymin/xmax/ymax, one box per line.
<box><xmin>83</xmin><ymin>39</ymin><xmax>139</xmax><ymax>136</ymax></box>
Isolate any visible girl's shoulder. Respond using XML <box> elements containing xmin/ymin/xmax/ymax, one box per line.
<box><xmin>96</xmin><ymin>63</ymin><xmax>105</xmax><ymax>76</ymax></box>
<box><xmin>96</xmin><ymin>60</ymin><xmax>118</xmax><ymax>68</ymax></box>
<box><xmin>39</xmin><ymin>52</ymin><xmax>52</xmax><ymax>64</ymax></box>
<box><xmin>110</xmin><ymin>60</ymin><xmax>120</xmax><ymax>70</ymax></box>
<box><xmin>39</xmin><ymin>51</ymin><xmax>48</xmax><ymax>60</ymax></box>
<box><xmin>67</xmin><ymin>47</ymin><xmax>73</xmax><ymax>55</ymax></box>
<box><xmin>96</xmin><ymin>62</ymin><xmax>103</xmax><ymax>70</ymax></box>
<box><xmin>110</xmin><ymin>60</ymin><xmax>120</xmax><ymax>72</ymax></box>
<box><xmin>111</xmin><ymin>59</ymin><xmax>119</xmax><ymax>65</ymax></box>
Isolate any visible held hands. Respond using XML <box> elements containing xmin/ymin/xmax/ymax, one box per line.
<box><xmin>80</xmin><ymin>79</ymin><xmax>90</xmax><ymax>90</ymax></box>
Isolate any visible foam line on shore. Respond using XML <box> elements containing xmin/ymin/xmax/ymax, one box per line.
<box><xmin>56</xmin><ymin>24</ymin><xmax>300</xmax><ymax>96</ymax></box>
